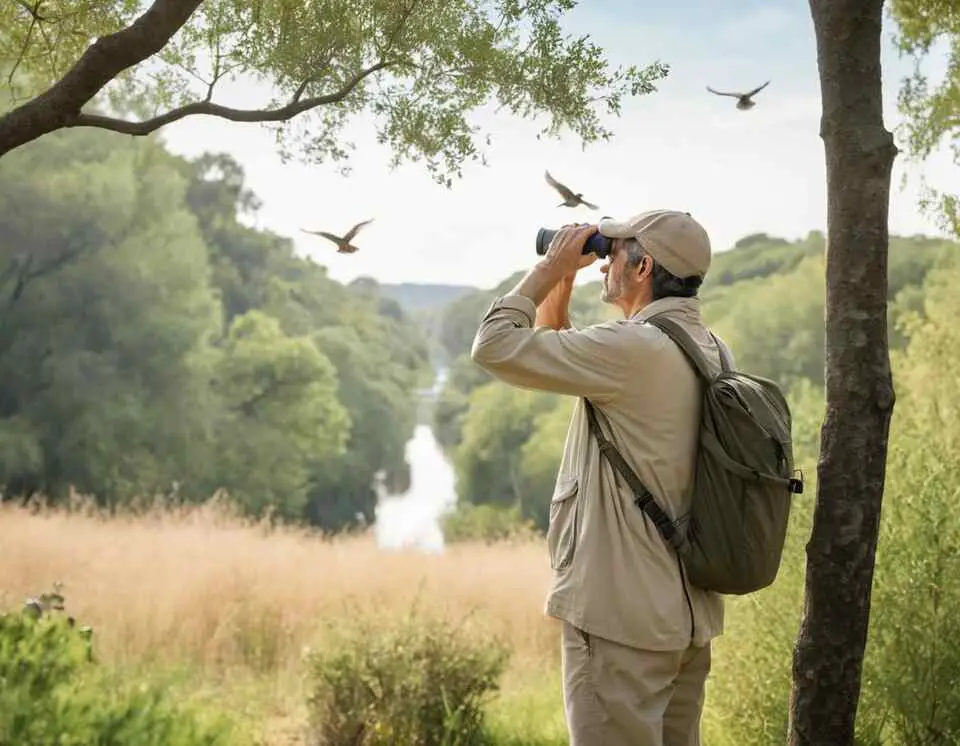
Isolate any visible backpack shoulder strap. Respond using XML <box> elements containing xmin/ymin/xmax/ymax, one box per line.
<box><xmin>582</xmin><ymin>398</ymin><xmax>687</xmax><ymax>553</ymax></box>
<box><xmin>708</xmin><ymin>331</ymin><xmax>733</xmax><ymax>373</ymax></box>
<box><xmin>645</xmin><ymin>316</ymin><xmax>722</xmax><ymax>379</ymax></box>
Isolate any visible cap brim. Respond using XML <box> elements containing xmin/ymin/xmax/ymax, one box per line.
<box><xmin>597</xmin><ymin>217</ymin><xmax>634</xmax><ymax>239</ymax></box>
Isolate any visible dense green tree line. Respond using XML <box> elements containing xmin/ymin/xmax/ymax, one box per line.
<box><xmin>0</xmin><ymin>129</ymin><xmax>431</xmax><ymax>530</ymax></box>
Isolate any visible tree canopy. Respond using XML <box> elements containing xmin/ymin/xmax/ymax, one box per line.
<box><xmin>0</xmin><ymin>0</ymin><xmax>667</xmax><ymax>179</ymax></box>
<box><xmin>890</xmin><ymin>0</ymin><xmax>960</xmax><ymax>235</ymax></box>
<box><xmin>0</xmin><ymin>127</ymin><xmax>431</xmax><ymax>531</ymax></box>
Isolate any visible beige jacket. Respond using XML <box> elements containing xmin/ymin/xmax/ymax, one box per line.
<box><xmin>471</xmin><ymin>293</ymin><xmax>728</xmax><ymax>651</ymax></box>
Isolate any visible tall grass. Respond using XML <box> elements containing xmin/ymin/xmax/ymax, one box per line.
<box><xmin>0</xmin><ymin>497</ymin><xmax>566</xmax><ymax>742</ymax></box>
<box><xmin>0</xmin><ymin>498</ymin><xmax>559</xmax><ymax>668</ymax></box>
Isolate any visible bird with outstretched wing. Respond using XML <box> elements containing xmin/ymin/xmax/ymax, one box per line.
<box><xmin>544</xmin><ymin>170</ymin><xmax>599</xmax><ymax>209</ymax></box>
<box><xmin>301</xmin><ymin>218</ymin><xmax>374</xmax><ymax>253</ymax></box>
<box><xmin>706</xmin><ymin>81</ymin><xmax>771</xmax><ymax>110</ymax></box>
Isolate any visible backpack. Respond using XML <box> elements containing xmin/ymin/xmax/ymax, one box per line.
<box><xmin>583</xmin><ymin>315</ymin><xmax>804</xmax><ymax>596</ymax></box>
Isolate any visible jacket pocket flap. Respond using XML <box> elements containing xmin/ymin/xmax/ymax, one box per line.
<box><xmin>551</xmin><ymin>477</ymin><xmax>579</xmax><ymax>504</ymax></box>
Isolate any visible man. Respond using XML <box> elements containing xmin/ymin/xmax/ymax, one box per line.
<box><xmin>470</xmin><ymin>209</ymin><xmax>732</xmax><ymax>746</ymax></box>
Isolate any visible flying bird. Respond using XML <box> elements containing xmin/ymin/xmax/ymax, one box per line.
<box><xmin>301</xmin><ymin>218</ymin><xmax>374</xmax><ymax>254</ymax></box>
<box><xmin>544</xmin><ymin>170</ymin><xmax>599</xmax><ymax>209</ymax></box>
<box><xmin>706</xmin><ymin>81</ymin><xmax>771</xmax><ymax>110</ymax></box>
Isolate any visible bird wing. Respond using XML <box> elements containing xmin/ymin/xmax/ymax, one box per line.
<box><xmin>544</xmin><ymin>170</ymin><xmax>576</xmax><ymax>201</ymax></box>
<box><xmin>745</xmin><ymin>81</ymin><xmax>771</xmax><ymax>98</ymax></box>
<box><xmin>301</xmin><ymin>229</ymin><xmax>344</xmax><ymax>245</ymax></box>
<box><xmin>706</xmin><ymin>86</ymin><xmax>742</xmax><ymax>98</ymax></box>
<box><xmin>580</xmin><ymin>198</ymin><xmax>599</xmax><ymax>210</ymax></box>
<box><xmin>343</xmin><ymin>218</ymin><xmax>374</xmax><ymax>242</ymax></box>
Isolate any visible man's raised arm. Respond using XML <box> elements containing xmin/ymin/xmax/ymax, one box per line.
<box><xmin>470</xmin><ymin>225</ymin><xmax>632</xmax><ymax>403</ymax></box>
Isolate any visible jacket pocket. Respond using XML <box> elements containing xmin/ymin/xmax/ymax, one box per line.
<box><xmin>546</xmin><ymin>477</ymin><xmax>580</xmax><ymax>571</ymax></box>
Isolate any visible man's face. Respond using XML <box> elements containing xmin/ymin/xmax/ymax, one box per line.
<box><xmin>600</xmin><ymin>238</ymin><xmax>647</xmax><ymax>313</ymax></box>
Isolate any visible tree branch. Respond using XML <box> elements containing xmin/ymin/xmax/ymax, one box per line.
<box><xmin>235</xmin><ymin>375</ymin><xmax>308</xmax><ymax>418</ymax></box>
<box><xmin>8</xmin><ymin>0</ymin><xmax>46</xmax><ymax>89</ymax></box>
<box><xmin>290</xmin><ymin>0</ymin><xmax>416</xmax><ymax>105</ymax></box>
<box><xmin>0</xmin><ymin>0</ymin><xmax>204</xmax><ymax>158</ymax></box>
<box><xmin>13</xmin><ymin>0</ymin><xmax>47</xmax><ymax>22</ymax></box>
<box><xmin>291</xmin><ymin>76</ymin><xmax>315</xmax><ymax>104</ymax></box>
<box><xmin>4</xmin><ymin>243</ymin><xmax>92</xmax><ymax>310</ymax></box>
<box><xmin>66</xmin><ymin>60</ymin><xmax>392</xmax><ymax>136</ymax></box>
<box><xmin>0</xmin><ymin>0</ymin><xmax>422</xmax><ymax>156</ymax></box>
<box><xmin>0</xmin><ymin>259</ymin><xmax>23</xmax><ymax>297</ymax></box>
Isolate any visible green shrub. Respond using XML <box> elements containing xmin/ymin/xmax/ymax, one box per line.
<box><xmin>0</xmin><ymin>590</ymin><xmax>243</xmax><ymax>746</ymax></box>
<box><xmin>441</xmin><ymin>503</ymin><xmax>539</xmax><ymax>544</ymax></box>
<box><xmin>304</xmin><ymin>609</ymin><xmax>510</xmax><ymax>745</ymax></box>
<box><xmin>699</xmin><ymin>505</ymin><xmax>810</xmax><ymax>746</ymax></box>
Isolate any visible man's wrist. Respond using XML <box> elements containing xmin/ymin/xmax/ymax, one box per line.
<box><xmin>536</xmin><ymin>260</ymin><xmax>580</xmax><ymax>291</ymax></box>
<box><xmin>511</xmin><ymin>261</ymin><xmax>565</xmax><ymax>306</ymax></box>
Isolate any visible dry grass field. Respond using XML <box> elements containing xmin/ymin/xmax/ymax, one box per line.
<box><xmin>0</xmin><ymin>497</ymin><xmax>571</xmax><ymax>744</ymax></box>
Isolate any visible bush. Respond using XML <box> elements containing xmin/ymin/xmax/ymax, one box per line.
<box><xmin>0</xmin><ymin>589</ymin><xmax>243</xmax><ymax>746</ymax></box>
<box><xmin>304</xmin><ymin>609</ymin><xmax>510</xmax><ymax>745</ymax></box>
<box><xmin>851</xmin><ymin>270</ymin><xmax>960</xmax><ymax>745</ymax></box>
<box><xmin>441</xmin><ymin>503</ymin><xmax>539</xmax><ymax>545</ymax></box>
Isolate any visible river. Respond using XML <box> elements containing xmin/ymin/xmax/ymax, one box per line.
<box><xmin>373</xmin><ymin>370</ymin><xmax>457</xmax><ymax>553</ymax></box>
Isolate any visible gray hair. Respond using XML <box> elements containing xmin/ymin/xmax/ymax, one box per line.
<box><xmin>623</xmin><ymin>238</ymin><xmax>702</xmax><ymax>300</ymax></box>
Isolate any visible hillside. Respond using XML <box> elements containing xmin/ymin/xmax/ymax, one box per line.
<box><xmin>379</xmin><ymin>282</ymin><xmax>478</xmax><ymax>313</ymax></box>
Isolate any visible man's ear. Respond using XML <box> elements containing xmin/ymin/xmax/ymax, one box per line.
<box><xmin>637</xmin><ymin>255</ymin><xmax>652</xmax><ymax>279</ymax></box>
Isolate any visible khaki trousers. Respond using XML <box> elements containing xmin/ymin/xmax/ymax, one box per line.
<box><xmin>560</xmin><ymin>621</ymin><xmax>711</xmax><ymax>746</ymax></box>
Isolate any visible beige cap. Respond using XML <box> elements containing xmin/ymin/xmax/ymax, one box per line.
<box><xmin>598</xmin><ymin>209</ymin><xmax>712</xmax><ymax>278</ymax></box>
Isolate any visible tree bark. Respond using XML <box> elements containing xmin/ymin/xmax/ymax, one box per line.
<box><xmin>0</xmin><ymin>0</ymin><xmax>203</xmax><ymax>158</ymax></box>
<box><xmin>789</xmin><ymin>1</ymin><xmax>899</xmax><ymax>744</ymax></box>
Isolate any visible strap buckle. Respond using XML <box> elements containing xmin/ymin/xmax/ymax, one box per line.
<box><xmin>789</xmin><ymin>469</ymin><xmax>804</xmax><ymax>494</ymax></box>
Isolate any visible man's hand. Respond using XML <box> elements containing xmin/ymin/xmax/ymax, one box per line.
<box><xmin>542</xmin><ymin>223</ymin><xmax>600</xmax><ymax>278</ymax></box>
<box><xmin>507</xmin><ymin>223</ymin><xmax>600</xmax><ymax>308</ymax></box>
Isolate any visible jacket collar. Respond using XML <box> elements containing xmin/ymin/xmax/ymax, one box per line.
<box><xmin>630</xmin><ymin>296</ymin><xmax>703</xmax><ymax>324</ymax></box>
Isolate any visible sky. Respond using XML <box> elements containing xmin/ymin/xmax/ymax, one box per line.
<box><xmin>157</xmin><ymin>0</ymin><xmax>957</xmax><ymax>290</ymax></box>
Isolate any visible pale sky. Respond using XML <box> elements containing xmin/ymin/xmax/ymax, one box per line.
<box><xmin>157</xmin><ymin>0</ymin><xmax>957</xmax><ymax>290</ymax></box>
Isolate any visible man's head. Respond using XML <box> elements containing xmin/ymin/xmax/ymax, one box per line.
<box><xmin>595</xmin><ymin>209</ymin><xmax>712</xmax><ymax>317</ymax></box>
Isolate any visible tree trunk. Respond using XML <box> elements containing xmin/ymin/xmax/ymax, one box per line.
<box><xmin>788</xmin><ymin>1</ymin><xmax>899</xmax><ymax>744</ymax></box>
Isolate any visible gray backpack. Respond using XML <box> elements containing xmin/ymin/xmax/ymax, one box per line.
<box><xmin>583</xmin><ymin>315</ymin><xmax>804</xmax><ymax>595</ymax></box>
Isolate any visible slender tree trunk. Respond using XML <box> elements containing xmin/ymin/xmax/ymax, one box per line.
<box><xmin>788</xmin><ymin>1</ymin><xmax>899</xmax><ymax>743</ymax></box>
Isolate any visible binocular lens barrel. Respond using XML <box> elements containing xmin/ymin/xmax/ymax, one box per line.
<box><xmin>535</xmin><ymin>228</ymin><xmax>613</xmax><ymax>259</ymax></box>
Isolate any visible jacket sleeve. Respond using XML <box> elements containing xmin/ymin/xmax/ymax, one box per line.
<box><xmin>470</xmin><ymin>294</ymin><xmax>636</xmax><ymax>404</ymax></box>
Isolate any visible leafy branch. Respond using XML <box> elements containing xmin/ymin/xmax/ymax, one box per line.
<box><xmin>69</xmin><ymin>59</ymin><xmax>395</xmax><ymax>135</ymax></box>
<box><xmin>0</xmin><ymin>0</ymin><xmax>669</xmax><ymax>183</ymax></box>
<box><xmin>0</xmin><ymin>0</ymin><xmax>205</xmax><ymax>157</ymax></box>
